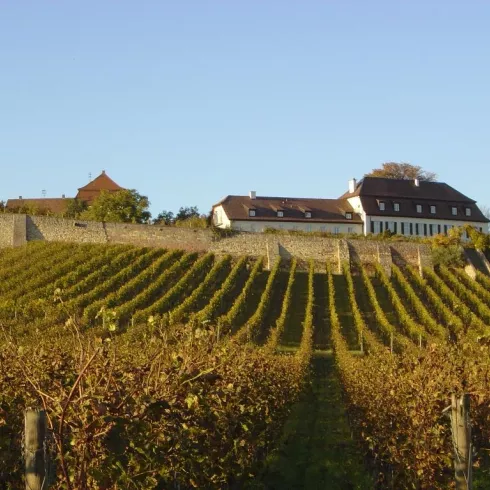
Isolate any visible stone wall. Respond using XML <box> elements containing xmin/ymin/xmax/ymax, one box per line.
<box><xmin>26</xmin><ymin>216</ymin><xmax>107</xmax><ymax>243</ymax></box>
<box><xmin>347</xmin><ymin>240</ymin><xmax>393</xmax><ymax>276</ymax></box>
<box><xmin>12</xmin><ymin>214</ymin><xmax>27</xmax><ymax>247</ymax></box>
<box><xmin>105</xmin><ymin>223</ymin><xmax>214</xmax><ymax>251</ymax></box>
<box><xmin>0</xmin><ymin>214</ymin><xmax>433</xmax><ymax>272</ymax></box>
<box><xmin>390</xmin><ymin>242</ymin><xmax>432</xmax><ymax>270</ymax></box>
<box><xmin>0</xmin><ymin>215</ymin><xmax>15</xmax><ymax>247</ymax></box>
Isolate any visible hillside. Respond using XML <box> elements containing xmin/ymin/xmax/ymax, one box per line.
<box><xmin>0</xmin><ymin>242</ymin><xmax>489</xmax><ymax>488</ymax></box>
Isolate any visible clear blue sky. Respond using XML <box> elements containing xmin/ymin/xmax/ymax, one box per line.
<box><xmin>1</xmin><ymin>1</ymin><xmax>489</xmax><ymax>217</ymax></box>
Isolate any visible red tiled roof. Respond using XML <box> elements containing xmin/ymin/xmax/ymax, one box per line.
<box><xmin>76</xmin><ymin>171</ymin><xmax>124</xmax><ymax>203</ymax></box>
<box><xmin>213</xmin><ymin>195</ymin><xmax>363</xmax><ymax>224</ymax></box>
<box><xmin>6</xmin><ymin>198</ymin><xmax>70</xmax><ymax>214</ymax></box>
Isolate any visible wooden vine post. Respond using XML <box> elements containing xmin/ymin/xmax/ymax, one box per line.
<box><xmin>451</xmin><ymin>394</ymin><xmax>472</xmax><ymax>490</ymax></box>
<box><xmin>25</xmin><ymin>409</ymin><xmax>48</xmax><ymax>490</ymax></box>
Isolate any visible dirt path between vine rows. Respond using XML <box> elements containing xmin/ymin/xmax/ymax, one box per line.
<box><xmin>253</xmin><ymin>353</ymin><xmax>374</xmax><ymax>489</ymax></box>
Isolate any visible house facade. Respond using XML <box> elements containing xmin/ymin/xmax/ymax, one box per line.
<box><xmin>212</xmin><ymin>177</ymin><xmax>489</xmax><ymax>237</ymax></box>
<box><xmin>212</xmin><ymin>193</ymin><xmax>364</xmax><ymax>234</ymax></box>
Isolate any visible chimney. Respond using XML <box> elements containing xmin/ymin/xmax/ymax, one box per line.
<box><xmin>414</xmin><ymin>178</ymin><xmax>420</xmax><ymax>187</ymax></box>
<box><xmin>249</xmin><ymin>190</ymin><xmax>256</xmax><ymax>200</ymax></box>
<box><xmin>348</xmin><ymin>178</ymin><xmax>357</xmax><ymax>194</ymax></box>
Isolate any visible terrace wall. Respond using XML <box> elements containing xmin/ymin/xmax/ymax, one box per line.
<box><xmin>0</xmin><ymin>214</ymin><xmax>432</xmax><ymax>271</ymax></box>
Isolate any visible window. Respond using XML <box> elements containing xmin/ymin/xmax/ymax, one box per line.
<box><xmin>348</xmin><ymin>227</ymin><xmax>353</xmax><ymax>234</ymax></box>
<box><xmin>379</xmin><ymin>201</ymin><xmax>385</xmax><ymax>211</ymax></box>
<box><xmin>465</xmin><ymin>208</ymin><xmax>472</xmax><ymax>217</ymax></box>
<box><xmin>415</xmin><ymin>223</ymin><xmax>420</xmax><ymax>235</ymax></box>
<box><xmin>416</xmin><ymin>204</ymin><xmax>422</xmax><ymax>213</ymax></box>
<box><xmin>306</xmin><ymin>224</ymin><xmax>312</xmax><ymax>232</ymax></box>
<box><xmin>430</xmin><ymin>205</ymin><xmax>436</xmax><ymax>214</ymax></box>
<box><xmin>394</xmin><ymin>202</ymin><xmax>400</xmax><ymax>212</ymax></box>
<box><xmin>345</xmin><ymin>212</ymin><xmax>352</xmax><ymax>220</ymax></box>
<box><xmin>334</xmin><ymin>227</ymin><xmax>340</xmax><ymax>234</ymax></box>
<box><xmin>320</xmin><ymin>226</ymin><xmax>327</xmax><ymax>232</ymax></box>
<box><xmin>305</xmin><ymin>211</ymin><xmax>312</xmax><ymax>218</ymax></box>
<box><xmin>452</xmin><ymin>207</ymin><xmax>457</xmax><ymax>216</ymax></box>
<box><xmin>277</xmin><ymin>210</ymin><xmax>284</xmax><ymax>218</ymax></box>
<box><xmin>249</xmin><ymin>209</ymin><xmax>256</xmax><ymax>217</ymax></box>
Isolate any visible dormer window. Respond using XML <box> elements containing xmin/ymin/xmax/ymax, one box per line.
<box><xmin>305</xmin><ymin>211</ymin><xmax>312</xmax><ymax>218</ymax></box>
<box><xmin>393</xmin><ymin>203</ymin><xmax>400</xmax><ymax>212</ymax></box>
<box><xmin>345</xmin><ymin>212</ymin><xmax>353</xmax><ymax>220</ymax></box>
<box><xmin>430</xmin><ymin>205</ymin><xmax>436</xmax><ymax>214</ymax></box>
<box><xmin>465</xmin><ymin>208</ymin><xmax>472</xmax><ymax>217</ymax></box>
<box><xmin>249</xmin><ymin>209</ymin><xmax>256</xmax><ymax>217</ymax></box>
<box><xmin>416</xmin><ymin>204</ymin><xmax>422</xmax><ymax>213</ymax></box>
<box><xmin>452</xmin><ymin>207</ymin><xmax>458</xmax><ymax>216</ymax></box>
<box><xmin>379</xmin><ymin>201</ymin><xmax>385</xmax><ymax>211</ymax></box>
<box><xmin>277</xmin><ymin>210</ymin><xmax>284</xmax><ymax>218</ymax></box>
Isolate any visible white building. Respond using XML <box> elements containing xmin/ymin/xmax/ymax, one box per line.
<box><xmin>212</xmin><ymin>177</ymin><xmax>489</xmax><ymax>237</ymax></box>
<box><xmin>341</xmin><ymin>177</ymin><xmax>488</xmax><ymax>237</ymax></box>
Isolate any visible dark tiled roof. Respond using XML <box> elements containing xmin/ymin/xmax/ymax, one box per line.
<box><xmin>6</xmin><ymin>198</ymin><xmax>70</xmax><ymax>214</ymax></box>
<box><xmin>360</xmin><ymin>197</ymin><xmax>489</xmax><ymax>223</ymax></box>
<box><xmin>338</xmin><ymin>176</ymin><xmax>489</xmax><ymax>223</ymax></box>
<box><xmin>213</xmin><ymin>195</ymin><xmax>363</xmax><ymax>223</ymax></box>
<box><xmin>76</xmin><ymin>171</ymin><xmax>124</xmax><ymax>203</ymax></box>
<box><xmin>339</xmin><ymin>176</ymin><xmax>475</xmax><ymax>202</ymax></box>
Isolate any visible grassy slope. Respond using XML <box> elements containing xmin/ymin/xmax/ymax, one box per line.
<box><xmin>313</xmin><ymin>273</ymin><xmax>330</xmax><ymax>350</ymax></box>
<box><xmin>230</xmin><ymin>270</ymin><xmax>270</xmax><ymax>334</ymax></box>
<box><xmin>278</xmin><ymin>271</ymin><xmax>309</xmax><ymax>348</ymax></box>
<box><xmin>255</xmin><ymin>269</ymin><xmax>289</xmax><ymax>345</ymax></box>
<box><xmin>333</xmin><ymin>275</ymin><xmax>359</xmax><ymax>350</ymax></box>
<box><xmin>251</xmin><ymin>354</ymin><xmax>374</xmax><ymax>489</ymax></box>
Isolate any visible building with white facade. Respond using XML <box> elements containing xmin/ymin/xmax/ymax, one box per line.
<box><xmin>212</xmin><ymin>177</ymin><xmax>489</xmax><ymax>236</ymax></box>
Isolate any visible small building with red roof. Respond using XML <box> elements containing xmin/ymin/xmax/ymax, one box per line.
<box><xmin>6</xmin><ymin>171</ymin><xmax>125</xmax><ymax>215</ymax></box>
<box><xmin>76</xmin><ymin>170</ymin><xmax>124</xmax><ymax>204</ymax></box>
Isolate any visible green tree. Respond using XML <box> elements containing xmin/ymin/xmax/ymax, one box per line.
<box><xmin>81</xmin><ymin>189</ymin><xmax>151</xmax><ymax>223</ymax></box>
<box><xmin>153</xmin><ymin>210</ymin><xmax>174</xmax><ymax>225</ymax></box>
<box><xmin>64</xmin><ymin>198</ymin><xmax>88</xmax><ymax>219</ymax></box>
<box><xmin>175</xmin><ymin>206</ymin><xmax>200</xmax><ymax>221</ymax></box>
<box><xmin>365</xmin><ymin>162</ymin><xmax>437</xmax><ymax>181</ymax></box>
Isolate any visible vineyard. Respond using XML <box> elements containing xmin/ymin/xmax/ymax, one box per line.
<box><xmin>0</xmin><ymin>241</ymin><xmax>490</xmax><ymax>489</ymax></box>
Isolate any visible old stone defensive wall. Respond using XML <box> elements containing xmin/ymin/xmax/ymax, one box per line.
<box><xmin>0</xmin><ymin>214</ymin><xmax>432</xmax><ymax>274</ymax></box>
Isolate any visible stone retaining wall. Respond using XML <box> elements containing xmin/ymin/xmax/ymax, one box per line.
<box><xmin>0</xmin><ymin>214</ymin><xmax>433</xmax><ymax>271</ymax></box>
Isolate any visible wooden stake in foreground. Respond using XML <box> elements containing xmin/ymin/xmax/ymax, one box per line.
<box><xmin>25</xmin><ymin>409</ymin><xmax>48</xmax><ymax>490</ymax></box>
<box><xmin>451</xmin><ymin>394</ymin><xmax>472</xmax><ymax>490</ymax></box>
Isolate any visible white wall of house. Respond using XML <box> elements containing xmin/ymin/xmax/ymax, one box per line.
<box><xmin>347</xmin><ymin>196</ymin><xmax>367</xmax><ymax>234</ymax></box>
<box><xmin>367</xmin><ymin>216</ymin><xmax>486</xmax><ymax>238</ymax></box>
<box><xmin>212</xmin><ymin>205</ymin><xmax>231</xmax><ymax>228</ymax></box>
<box><xmin>229</xmin><ymin>220</ymin><xmax>363</xmax><ymax>234</ymax></box>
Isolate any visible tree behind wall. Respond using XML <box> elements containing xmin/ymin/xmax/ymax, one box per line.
<box><xmin>365</xmin><ymin>162</ymin><xmax>437</xmax><ymax>181</ymax></box>
<box><xmin>64</xmin><ymin>198</ymin><xmax>88</xmax><ymax>219</ymax></box>
<box><xmin>81</xmin><ymin>189</ymin><xmax>151</xmax><ymax>223</ymax></box>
